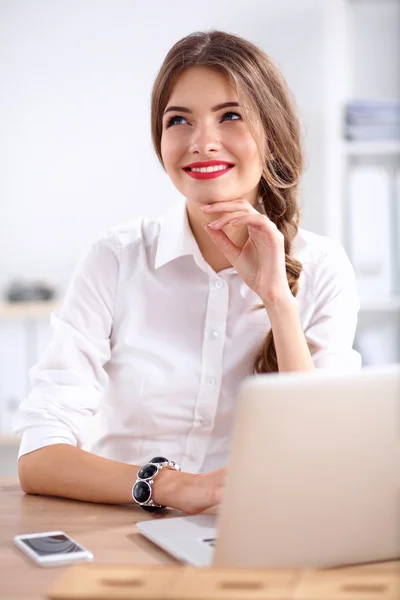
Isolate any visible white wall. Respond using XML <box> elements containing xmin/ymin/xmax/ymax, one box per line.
<box><xmin>349</xmin><ymin>0</ymin><xmax>400</xmax><ymax>100</ymax></box>
<box><xmin>0</xmin><ymin>0</ymin><xmax>330</xmax><ymax>296</ymax></box>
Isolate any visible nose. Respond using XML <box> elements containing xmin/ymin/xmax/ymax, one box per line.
<box><xmin>189</xmin><ymin>122</ymin><xmax>222</xmax><ymax>155</ymax></box>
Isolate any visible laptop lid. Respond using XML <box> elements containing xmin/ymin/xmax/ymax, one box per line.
<box><xmin>214</xmin><ymin>364</ymin><xmax>400</xmax><ymax>568</ymax></box>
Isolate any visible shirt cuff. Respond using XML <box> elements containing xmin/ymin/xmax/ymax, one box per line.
<box><xmin>313</xmin><ymin>349</ymin><xmax>362</xmax><ymax>370</ymax></box>
<box><xmin>17</xmin><ymin>425</ymin><xmax>77</xmax><ymax>460</ymax></box>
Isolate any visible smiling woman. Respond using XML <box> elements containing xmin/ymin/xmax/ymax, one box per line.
<box><xmin>15</xmin><ymin>30</ymin><xmax>361</xmax><ymax>516</ymax></box>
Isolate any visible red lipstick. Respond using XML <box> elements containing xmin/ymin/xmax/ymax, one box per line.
<box><xmin>183</xmin><ymin>160</ymin><xmax>234</xmax><ymax>180</ymax></box>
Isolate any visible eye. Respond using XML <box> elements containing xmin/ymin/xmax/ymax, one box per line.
<box><xmin>221</xmin><ymin>111</ymin><xmax>241</xmax><ymax>122</ymax></box>
<box><xmin>166</xmin><ymin>115</ymin><xmax>188</xmax><ymax>128</ymax></box>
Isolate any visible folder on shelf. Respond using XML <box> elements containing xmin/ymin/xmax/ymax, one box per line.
<box><xmin>348</xmin><ymin>165</ymin><xmax>393</xmax><ymax>300</ymax></box>
<box><xmin>345</xmin><ymin>100</ymin><xmax>400</xmax><ymax>141</ymax></box>
<box><xmin>395</xmin><ymin>167</ymin><xmax>400</xmax><ymax>295</ymax></box>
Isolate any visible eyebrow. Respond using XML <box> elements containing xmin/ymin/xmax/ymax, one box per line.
<box><xmin>163</xmin><ymin>101</ymin><xmax>240</xmax><ymax>116</ymax></box>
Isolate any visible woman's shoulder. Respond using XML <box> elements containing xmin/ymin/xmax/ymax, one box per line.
<box><xmin>293</xmin><ymin>227</ymin><xmax>355</xmax><ymax>289</ymax></box>
<box><xmin>106</xmin><ymin>214</ymin><xmax>163</xmax><ymax>250</ymax></box>
<box><xmin>293</xmin><ymin>227</ymin><xmax>349</xmax><ymax>267</ymax></box>
<box><xmin>78</xmin><ymin>215</ymin><xmax>164</xmax><ymax>281</ymax></box>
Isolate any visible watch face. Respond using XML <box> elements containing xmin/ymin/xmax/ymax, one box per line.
<box><xmin>133</xmin><ymin>480</ymin><xmax>151</xmax><ymax>504</ymax></box>
<box><xmin>138</xmin><ymin>463</ymin><xmax>159</xmax><ymax>480</ymax></box>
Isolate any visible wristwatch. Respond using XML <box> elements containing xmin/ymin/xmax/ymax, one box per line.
<box><xmin>132</xmin><ymin>456</ymin><xmax>181</xmax><ymax>512</ymax></box>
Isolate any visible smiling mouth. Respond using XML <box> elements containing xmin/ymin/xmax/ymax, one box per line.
<box><xmin>183</xmin><ymin>164</ymin><xmax>234</xmax><ymax>180</ymax></box>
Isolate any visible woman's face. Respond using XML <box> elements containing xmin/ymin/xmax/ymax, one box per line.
<box><xmin>160</xmin><ymin>66</ymin><xmax>264</xmax><ymax>208</ymax></box>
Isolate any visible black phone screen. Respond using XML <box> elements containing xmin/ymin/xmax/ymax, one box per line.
<box><xmin>20</xmin><ymin>534</ymin><xmax>84</xmax><ymax>556</ymax></box>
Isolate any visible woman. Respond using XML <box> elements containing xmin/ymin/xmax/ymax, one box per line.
<box><xmin>16</xmin><ymin>31</ymin><xmax>360</xmax><ymax>515</ymax></box>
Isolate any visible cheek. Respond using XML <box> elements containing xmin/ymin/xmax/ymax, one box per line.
<box><xmin>239</xmin><ymin>137</ymin><xmax>263</xmax><ymax>177</ymax></box>
<box><xmin>160</xmin><ymin>135</ymin><xmax>171</xmax><ymax>169</ymax></box>
<box><xmin>226</xmin><ymin>129</ymin><xmax>260</xmax><ymax>163</ymax></box>
<box><xmin>244</xmin><ymin>135</ymin><xmax>261</xmax><ymax>159</ymax></box>
<box><xmin>161</xmin><ymin>132</ymin><xmax>185</xmax><ymax>171</ymax></box>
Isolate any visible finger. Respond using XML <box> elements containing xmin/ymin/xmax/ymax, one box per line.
<box><xmin>231</xmin><ymin>214</ymin><xmax>284</xmax><ymax>244</ymax></box>
<box><xmin>208</xmin><ymin>210</ymin><xmax>249</xmax><ymax>229</ymax></box>
<box><xmin>201</xmin><ymin>200</ymin><xmax>257</xmax><ymax>214</ymax></box>
<box><xmin>230</xmin><ymin>213</ymin><xmax>277</xmax><ymax>234</ymax></box>
<box><xmin>204</xmin><ymin>225</ymin><xmax>241</xmax><ymax>264</ymax></box>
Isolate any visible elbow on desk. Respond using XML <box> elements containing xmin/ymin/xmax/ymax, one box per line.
<box><xmin>18</xmin><ymin>443</ymin><xmax>81</xmax><ymax>497</ymax></box>
<box><xmin>18</xmin><ymin>453</ymin><xmax>40</xmax><ymax>494</ymax></box>
<box><xmin>18</xmin><ymin>445</ymin><xmax>59</xmax><ymax>495</ymax></box>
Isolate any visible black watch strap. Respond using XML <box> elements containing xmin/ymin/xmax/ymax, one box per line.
<box><xmin>132</xmin><ymin>456</ymin><xmax>181</xmax><ymax>512</ymax></box>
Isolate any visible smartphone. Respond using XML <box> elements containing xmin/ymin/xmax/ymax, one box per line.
<box><xmin>14</xmin><ymin>531</ymin><xmax>94</xmax><ymax>567</ymax></box>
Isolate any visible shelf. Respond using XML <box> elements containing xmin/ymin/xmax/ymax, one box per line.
<box><xmin>0</xmin><ymin>300</ymin><xmax>60</xmax><ymax>319</ymax></box>
<box><xmin>0</xmin><ymin>435</ymin><xmax>20</xmax><ymax>447</ymax></box>
<box><xmin>360</xmin><ymin>298</ymin><xmax>400</xmax><ymax>312</ymax></box>
<box><xmin>342</xmin><ymin>140</ymin><xmax>400</xmax><ymax>156</ymax></box>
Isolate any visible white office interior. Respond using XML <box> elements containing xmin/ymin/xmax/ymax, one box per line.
<box><xmin>1</xmin><ymin>0</ymin><xmax>399</xmax><ymax>478</ymax></box>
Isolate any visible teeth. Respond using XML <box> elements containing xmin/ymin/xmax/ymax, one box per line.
<box><xmin>191</xmin><ymin>165</ymin><xmax>230</xmax><ymax>173</ymax></box>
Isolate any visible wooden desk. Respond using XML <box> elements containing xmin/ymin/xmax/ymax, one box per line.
<box><xmin>0</xmin><ymin>481</ymin><xmax>178</xmax><ymax>600</ymax></box>
<box><xmin>1</xmin><ymin>482</ymin><xmax>399</xmax><ymax>600</ymax></box>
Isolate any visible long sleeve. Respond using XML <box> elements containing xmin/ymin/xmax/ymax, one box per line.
<box><xmin>305</xmin><ymin>242</ymin><xmax>362</xmax><ymax>370</ymax></box>
<box><xmin>14</xmin><ymin>231</ymin><xmax>121</xmax><ymax>458</ymax></box>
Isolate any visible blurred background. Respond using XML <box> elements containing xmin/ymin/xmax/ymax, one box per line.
<box><xmin>1</xmin><ymin>0</ymin><xmax>399</xmax><ymax>476</ymax></box>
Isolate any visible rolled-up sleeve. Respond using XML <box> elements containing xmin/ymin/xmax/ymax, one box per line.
<box><xmin>305</xmin><ymin>242</ymin><xmax>362</xmax><ymax>370</ymax></box>
<box><xmin>14</xmin><ymin>231</ymin><xmax>121</xmax><ymax>458</ymax></box>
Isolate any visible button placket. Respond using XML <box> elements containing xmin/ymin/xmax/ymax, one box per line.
<box><xmin>182</xmin><ymin>275</ymin><xmax>229</xmax><ymax>470</ymax></box>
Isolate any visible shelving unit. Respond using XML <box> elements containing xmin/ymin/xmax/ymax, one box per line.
<box><xmin>0</xmin><ymin>300</ymin><xmax>59</xmax><ymax>319</ymax></box>
<box><xmin>0</xmin><ymin>301</ymin><xmax>59</xmax><ymax>451</ymax></box>
<box><xmin>342</xmin><ymin>140</ymin><xmax>400</xmax><ymax>156</ymax></box>
<box><xmin>360</xmin><ymin>298</ymin><xmax>400</xmax><ymax>313</ymax></box>
<box><xmin>324</xmin><ymin>0</ymin><xmax>400</xmax><ymax>364</ymax></box>
<box><xmin>0</xmin><ymin>435</ymin><xmax>20</xmax><ymax>447</ymax></box>
<box><xmin>344</xmin><ymin>139</ymin><xmax>400</xmax><ymax>319</ymax></box>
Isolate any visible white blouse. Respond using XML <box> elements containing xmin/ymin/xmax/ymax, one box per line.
<box><xmin>15</xmin><ymin>200</ymin><xmax>361</xmax><ymax>473</ymax></box>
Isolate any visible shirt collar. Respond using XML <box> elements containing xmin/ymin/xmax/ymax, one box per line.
<box><xmin>155</xmin><ymin>201</ymin><xmax>199</xmax><ymax>270</ymax></box>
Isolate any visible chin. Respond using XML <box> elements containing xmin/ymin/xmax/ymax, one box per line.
<box><xmin>186</xmin><ymin>187</ymin><xmax>242</xmax><ymax>206</ymax></box>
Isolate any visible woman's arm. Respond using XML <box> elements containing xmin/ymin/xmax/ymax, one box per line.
<box><xmin>202</xmin><ymin>199</ymin><xmax>315</xmax><ymax>372</ymax></box>
<box><xmin>262</xmin><ymin>295</ymin><xmax>315</xmax><ymax>372</ymax></box>
<box><xmin>201</xmin><ymin>200</ymin><xmax>360</xmax><ymax>372</ymax></box>
<box><xmin>18</xmin><ymin>444</ymin><xmax>225</xmax><ymax>515</ymax></box>
<box><xmin>15</xmin><ymin>232</ymin><xmax>120</xmax><ymax>461</ymax></box>
<box><xmin>16</xmin><ymin>229</ymin><xmax>225</xmax><ymax>515</ymax></box>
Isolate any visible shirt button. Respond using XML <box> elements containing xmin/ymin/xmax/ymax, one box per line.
<box><xmin>209</xmin><ymin>331</ymin><xmax>219</xmax><ymax>341</ymax></box>
<box><xmin>207</xmin><ymin>376</ymin><xmax>216</xmax><ymax>386</ymax></box>
<box><xmin>214</xmin><ymin>280</ymin><xmax>224</xmax><ymax>290</ymax></box>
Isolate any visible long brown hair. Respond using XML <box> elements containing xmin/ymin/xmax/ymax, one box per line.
<box><xmin>151</xmin><ymin>30</ymin><xmax>303</xmax><ymax>374</ymax></box>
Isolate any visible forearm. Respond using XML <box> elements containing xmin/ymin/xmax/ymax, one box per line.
<box><xmin>18</xmin><ymin>444</ymin><xmax>182</xmax><ymax>507</ymax></box>
<box><xmin>263</xmin><ymin>295</ymin><xmax>315</xmax><ymax>373</ymax></box>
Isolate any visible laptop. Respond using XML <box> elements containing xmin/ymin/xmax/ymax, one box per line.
<box><xmin>136</xmin><ymin>364</ymin><xmax>400</xmax><ymax>568</ymax></box>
